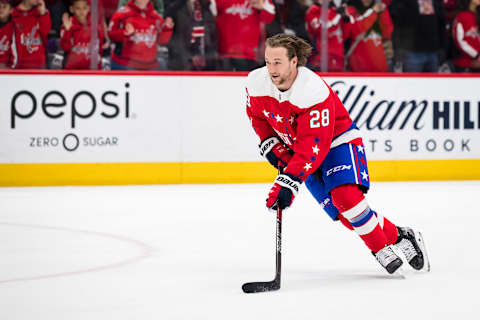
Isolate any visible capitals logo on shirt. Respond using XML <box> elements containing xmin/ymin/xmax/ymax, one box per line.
<box><xmin>129</xmin><ymin>25</ymin><xmax>157</xmax><ymax>48</ymax></box>
<box><xmin>20</xmin><ymin>24</ymin><xmax>41</xmax><ymax>53</ymax></box>
<box><xmin>225</xmin><ymin>0</ymin><xmax>253</xmax><ymax>20</ymax></box>
<box><xmin>466</xmin><ymin>27</ymin><xmax>480</xmax><ymax>40</ymax></box>
<box><xmin>71</xmin><ymin>39</ymin><xmax>101</xmax><ymax>60</ymax></box>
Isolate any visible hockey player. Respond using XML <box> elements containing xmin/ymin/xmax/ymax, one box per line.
<box><xmin>108</xmin><ymin>0</ymin><xmax>173</xmax><ymax>70</ymax></box>
<box><xmin>12</xmin><ymin>0</ymin><xmax>51</xmax><ymax>69</ymax></box>
<box><xmin>452</xmin><ymin>0</ymin><xmax>480</xmax><ymax>72</ymax></box>
<box><xmin>0</xmin><ymin>0</ymin><xmax>16</xmax><ymax>68</ymax></box>
<box><xmin>60</xmin><ymin>0</ymin><xmax>105</xmax><ymax>69</ymax></box>
<box><xmin>245</xmin><ymin>34</ymin><xmax>429</xmax><ymax>274</ymax></box>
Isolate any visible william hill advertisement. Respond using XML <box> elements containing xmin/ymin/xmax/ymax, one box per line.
<box><xmin>329</xmin><ymin>78</ymin><xmax>480</xmax><ymax>160</ymax></box>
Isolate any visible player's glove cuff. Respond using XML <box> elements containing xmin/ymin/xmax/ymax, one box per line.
<box><xmin>259</xmin><ymin>137</ymin><xmax>293</xmax><ymax>170</ymax></box>
<box><xmin>274</xmin><ymin>173</ymin><xmax>302</xmax><ymax>197</ymax></box>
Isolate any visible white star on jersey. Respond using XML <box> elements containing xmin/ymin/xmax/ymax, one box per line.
<box><xmin>357</xmin><ymin>145</ymin><xmax>364</xmax><ymax>153</ymax></box>
<box><xmin>312</xmin><ymin>145</ymin><xmax>319</xmax><ymax>154</ymax></box>
<box><xmin>289</xmin><ymin>116</ymin><xmax>294</xmax><ymax>124</ymax></box>
<box><xmin>304</xmin><ymin>163</ymin><xmax>312</xmax><ymax>171</ymax></box>
<box><xmin>263</xmin><ymin>110</ymin><xmax>270</xmax><ymax>118</ymax></box>
<box><xmin>361</xmin><ymin>170</ymin><xmax>369</xmax><ymax>181</ymax></box>
<box><xmin>275</xmin><ymin>114</ymin><xmax>283</xmax><ymax>123</ymax></box>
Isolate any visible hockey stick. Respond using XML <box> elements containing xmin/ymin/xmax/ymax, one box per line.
<box><xmin>242</xmin><ymin>206</ymin><xmax>283</xmax><ymax>293</ymax></box>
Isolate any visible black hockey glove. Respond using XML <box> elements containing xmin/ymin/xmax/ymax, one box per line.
<box><xmin>266</xmin><ymin>173</ymin><xmax>302</xmax><ymax>212</ymax></box>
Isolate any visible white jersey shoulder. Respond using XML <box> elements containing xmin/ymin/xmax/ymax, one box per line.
<box><xmin>246</xmin><ymin>66</ymin><xmax>272</xmax><ymax>97</ymax></box>
<box><xmin>289</xmin><ymin>67</ymin><xmax>330</xmax><ymax>109</ymax></box>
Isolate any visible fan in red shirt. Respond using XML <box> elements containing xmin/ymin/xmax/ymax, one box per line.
<box><xmin>12</xmin><ymin>0</ymin><xmax>51</xmax><ymax>69</ymax></box>
<box><xmin>452</xmin><ymin>0</ymin><xmax>480</xmax><ymax>72</ymax></box>
<box><xmin>60</xmin><ymin>0</ymin><xmax>104</xmax><ymax>69</ymax></box>
<box><xmin>108</xmin><ymin>0</ymin><xmax>173</xmax><ymax>70</ymax></box>
<box><xmin>0</xmin><ymin>0</ymin><xmax>16</xmax><ymax>68</ymax></box>
<box><xmin>305</xmin><ymin>0</ymin><xmax>356</xmax><ymax>72</ymax></box>
<box><xmin>213</xmin><ymin>0</ymin><xmax>275</xmax><ymax>71</ymax></box>
<box><xmin>60</xmin><ymin>0</ymin><xmax>105</xmax><ymax>69</ymax></box>
<box><xmin>346</xmin><ymin>0</ymin><xmax>393</xmax><ymax>72</ymax></box>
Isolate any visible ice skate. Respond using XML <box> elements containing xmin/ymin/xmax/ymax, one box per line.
<box><xmin>395</xmin><ymin>227</ymin><xmax>430</xmax><ymax>272</ymax></box>
<box><xmin>373</xmin><ymin>245</ymin><xmax>403</xmax><ymax>274</ymax></box>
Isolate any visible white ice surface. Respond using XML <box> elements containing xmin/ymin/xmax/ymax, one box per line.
<box><xmin>0</xmin><ymin>181</ymin><xmax>478</xmax><ymax>320</ymax></box>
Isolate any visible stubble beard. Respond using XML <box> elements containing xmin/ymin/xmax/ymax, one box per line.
<box><xmin>276</xmin><ymin>70</ymin><xmax>292</xmax><ymax>90</ymax></box>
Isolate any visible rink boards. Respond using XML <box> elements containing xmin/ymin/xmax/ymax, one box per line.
<box><xmin>1</xmin><ymin>71</ymin><xmax>479</xmax><ymax>186</ymax></box>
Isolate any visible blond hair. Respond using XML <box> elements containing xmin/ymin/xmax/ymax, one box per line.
<box><xmin>265</xmin><ymin>34</ymin><xmax>312</xmax><ymax>67</ymax></box>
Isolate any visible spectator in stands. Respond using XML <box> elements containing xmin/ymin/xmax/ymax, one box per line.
<box><xmin>165</xmin><ymin>0</ymin><xmax>217</xmax><ymax>70</ymax></box>
<box><xmin>264</xmin><ymin>0</ymin><xmax>310</xmax><ymax>41</ymax></box>
<box><xmin>214</xmin><ymin>0</ymin><xmax>275</xmax><ymax>71</ymax></box>
<box><xmin>347</xmin><ymin>0</ymin><xmax>393</xmax><ymax>72</ymax></box>
<box><xmin>0</xmin><ymin>0</ymin><xmax>15</xmax><ymax>68</ymax></box>
<box><xmin>60</xmin><ymin>0</ymin><xmax>105</xmax><ymax>69</ymax></box>
<box><xmin>389</xmin><ymin>0</ymin><xmax>446</xmax><ymax>72</ymax></box>
<box><xmin>452</xmin><ymin>0</ymin><xmax>480</xmax><ymax>72</ymax></box>
<box><xmin>12</xmin><ymin>0</ymin><xmax>51</xmax><ymax>68</ymax></box>
<box><xmin>305</xmin><ymin>0</ymin><xmax>384</xmax><ymax>72</ymax></box>
<box><xmin>119</xmin><ymin>0</ymin><xmax>163</xmax><ymax>15</ymax></box>
<box><xmin>108</xmin><ymin>0</ymin><xmax>173</xmax><ymax>70</ymax></box>
<box><xmin>305</xmin><ymin>0</ymin><xmax>343</xmax><ymax>72</ymax></box>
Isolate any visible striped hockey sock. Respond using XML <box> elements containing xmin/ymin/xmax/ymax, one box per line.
<box><xmin>340</xmin><ymin>199</ymin><xmax>388</xmax><ymax>253</ymax></box>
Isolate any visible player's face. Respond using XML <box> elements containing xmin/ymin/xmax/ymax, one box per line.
<box><xmin>71</xmin><ymin>0</ymin><xmax>90</xmax><ymax>21</ymax></box>
<box><xmin>265</xmin><ymin>46</ymin><xmax>298</xmax><ymax>91</ymax></box>
<box><xmin>0</xmin><ymin>2</ymin><xmax>12</xmax><ymax>21</ymax></box>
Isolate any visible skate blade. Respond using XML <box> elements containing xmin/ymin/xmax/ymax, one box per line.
<box><xmin>391</xmin><ymin>266</ymin><xmax>406</xmax><ymax>279</ymax></box>
<box><xmin>415</xmin><ymin>231</ymin><xmax>431</xmax><ymax>272</ymax></box>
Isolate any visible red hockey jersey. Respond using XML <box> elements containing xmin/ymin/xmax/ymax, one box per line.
<box><xmin>214</xmin><ymin>0</ymin><xmax>275</xmax><ymax>60</ymax></box>
<box><xmin>246</xmin><ymin>66</ymin><xmax>361</xmax><ymax>181</ymax></box>
<box><xmin>453</xmin><ymin>11</ymin><xmax>480</xmax><ymax>68</ymax></box>
<box><xmin>60</xmin><ymin>16</ymin><xmax>104</xmax><ymax>69</ymax></box>
<box><xmin>0</xmin><ymin>19</ymin><xmax>16</xmax><ymax>68</ymax></box>
<box><xmin>347</xmin><ymin>7</ymin><xmax>393</xmax><ymax>72</ymax></box>
<box><xmin>305</xmin><ymin>3</ymin><xmax>365</xmax><ymax>72</ymax></box>
<box><xmin>11</xmin><ymin>6</ymin><xmax>51</xmax><ymax>69</ymax></box>
<box><xmin>108</xmin><ymin>0</ymin><xmax>172</xmax><ymax>70</ymax></box>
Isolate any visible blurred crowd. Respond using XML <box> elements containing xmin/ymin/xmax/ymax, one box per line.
<box><xmin>0</xmin><ymin>0</ymin><xmax>479</xmax><ymax>72</ymax></box>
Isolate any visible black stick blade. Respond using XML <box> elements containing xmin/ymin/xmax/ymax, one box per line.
<box><xmin>242</xmin><ymin>280</ymin><xmax>280</xmax><ymax>293</ymax></box>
